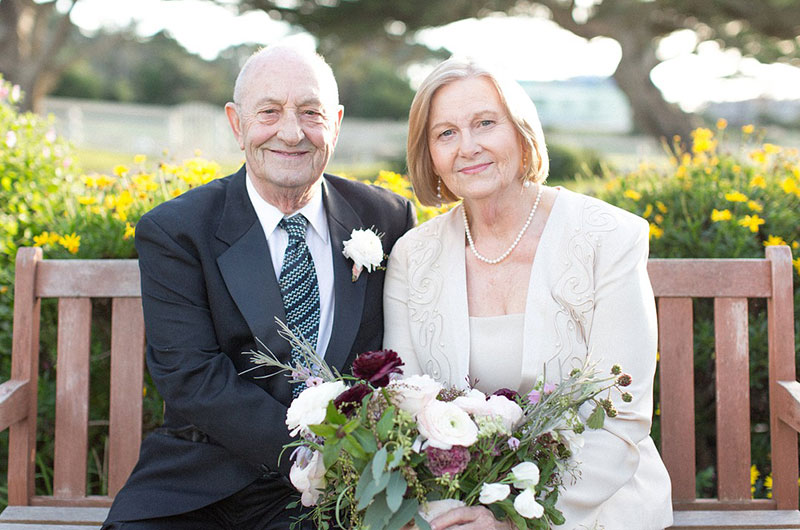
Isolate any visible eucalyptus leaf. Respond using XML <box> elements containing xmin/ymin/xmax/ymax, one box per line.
<box><xmin>373</xmin><ymin>446</ymin><xmax>388</xmax><ymax>480</ymax></box>
<box><xmin>413</xmin><ymin>513</ymin><xmax>432</xmax><ymax>530</ymax></box>
<box><xmin>363</xmin><ymin>493</ymin><xmax>392</xmax><ymax>529</ymax></box>
<box><xmin>357</xmin><ymin>466</ymin><xmax>392</xmax><ymax>511</ymax></box>
<box><xmin>385</xmin><ymin>471</ymin><xmax>408</xmax><ymax>512</ymax></box>
<box><xmin>385</xmin><ymin>498</ymin><xmax>420</xmax><ymax>530</ymax></box>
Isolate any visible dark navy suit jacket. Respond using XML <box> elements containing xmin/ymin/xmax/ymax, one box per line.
<box><xmin>107</xmin><ymin>166</ymin><xmax>415</xmax><ymax>522</ymax></box>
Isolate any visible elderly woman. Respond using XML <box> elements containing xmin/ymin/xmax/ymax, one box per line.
<box><xmin>383</xmin><ymin>57</ymin><xmax>673</xmax><ymax>530</ymax></box>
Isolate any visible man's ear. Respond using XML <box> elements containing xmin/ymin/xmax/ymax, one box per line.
<box><xmin>331</xmin><ymin>104</ymin><xmax>344</xmax><ymax>147</ymax></box>
<box><xmin>225</xmin><ymin>102</ymin><xmax>244</xmax><ymax>150</ymax></box>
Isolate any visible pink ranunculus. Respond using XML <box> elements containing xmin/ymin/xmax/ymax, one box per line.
<box><xmin>454</xmin><ymin>390</ymin><xmax>523</xmax><ymax>432</ymax></box>
<box><xmin>416</xmin><ymin>399</ymin><xmax>478</xmax><ymax>450</ymax></box>
<box><xmin>387</xmin><ymin>374</ymin><xmax>442</xmax><ymax>416</ymax></box>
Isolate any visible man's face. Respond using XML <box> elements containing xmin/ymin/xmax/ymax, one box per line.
<box><xmin>226</xmin><ymin>52</ymin><xmax>343</xmax><ymax>199</ymax></box>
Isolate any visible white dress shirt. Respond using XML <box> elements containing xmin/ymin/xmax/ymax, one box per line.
<box><xmin>246</xmin><ymin>173</ymin><xmax>335</xmax><ymax>358</ymax></box>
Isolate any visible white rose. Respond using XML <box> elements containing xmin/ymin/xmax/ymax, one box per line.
<box><xmin>513</xmin><ymin>488</ymin><xmax>545</xmax><ymax>519</ymax></box>
<box><xmin>342</xmin><ymin>229</ymin><xmax>384</xmax><ymax>272</ymax></box>
<box><xmin>388</xmin><ymin>374</ymin><xmax>443</xmax><ymax>416</ymax></box>
<box><xmin>454</xmin><ymin>392</ymin><xmax>523</xmax><ymax>433</ymax></box>
<box><xmin>479</xmin><ymin>483</ymin><xmax>511</xmax><ymax>504</ymax></box>
<box><xmin>289</xmin><ymin>449</ymin><xmax>327</xmax><ymax>507</ymax></box>
<box><xmin>416</xmin><ymin>399</ymin><xmax>479</xmax><ymax>450</ymax></box>
<box><xmin>286</xmin><ymin>380</ymin><xmax>347</xmax><ymax>437</ymax></box>
<box><xmin>511</xmin><ymin>461</ymin><xmax>541</xmax><ymax>489</ymax></box>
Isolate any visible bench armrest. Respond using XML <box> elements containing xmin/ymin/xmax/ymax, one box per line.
<box><xmin>777</xmin><ymin>380</ymin><xmax>800</xmax><ymax>433</ymax></box>
<box><xmin>0</xmin><ymin>379</ymin><xmax>29</xmax><ymax>431</ymax></box>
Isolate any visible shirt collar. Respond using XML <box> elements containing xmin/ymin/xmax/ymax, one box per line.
<box><xmin>245</xmin><ymin>172</ymin><xmax>329</xmax><ymax>243</ymax></box>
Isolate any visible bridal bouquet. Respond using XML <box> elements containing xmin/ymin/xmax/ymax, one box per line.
<box><xmin>245</xmin><ymin>321</ymin><xmax>632</xmax><ymax>530</ymax></box>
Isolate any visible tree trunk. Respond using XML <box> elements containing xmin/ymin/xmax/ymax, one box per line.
<box><xmin>611</xmin><ymin>31</ymin><xmax>696</xmax><ymax>143</ymax></box>
<box><xmin>0</xmin><ymin>0</ymin><xmax>77</xmax><ymax>112</ymax></box>
<box><xmin>537</xmin><ymin>0</ymin><xmax>696</xmax><ymax>143</ymax></box>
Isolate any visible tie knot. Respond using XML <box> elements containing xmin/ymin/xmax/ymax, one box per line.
<box><xmin>280</xmin><ymin>215</ymin><xmax>308</xmax><ymax>242</ymax></box>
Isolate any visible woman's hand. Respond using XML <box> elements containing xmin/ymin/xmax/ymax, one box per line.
<box><xmin>429</xmin><ymin>505</ymin><xmax>517</xmax><ymax>530</ymax></box>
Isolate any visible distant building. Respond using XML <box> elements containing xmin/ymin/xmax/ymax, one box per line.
<box><xmin>519</xmin><ymin>77</ymin><xmax>633</xmax><ymax>134</ymax></box>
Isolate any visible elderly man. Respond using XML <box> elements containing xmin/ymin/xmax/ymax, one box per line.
<box><xmin>102</xmin><ymin>45</ymin><xmax>415</xmax><ymax>529</ymax></box>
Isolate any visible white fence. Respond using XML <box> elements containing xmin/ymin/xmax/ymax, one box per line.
<box><xmin>42</xmin><ymin>97</ymin><xmax>408</xmax><ymax>166</ymax></box>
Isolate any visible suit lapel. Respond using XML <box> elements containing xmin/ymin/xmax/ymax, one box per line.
<box><xmin>322</xmin><ymin>177</ymin><xmax>368</xmax><ymax>372</ymax></box>
<box><xmin>215</xmin><ymin>167</ymin><xmax>287</xmax><ymax>362</ymax></box>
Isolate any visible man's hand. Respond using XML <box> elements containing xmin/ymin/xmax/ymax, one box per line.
<box><xmin>429</xmin><ymin>506</ymin><xmax>517</xmax><ymax>530</ymax></box>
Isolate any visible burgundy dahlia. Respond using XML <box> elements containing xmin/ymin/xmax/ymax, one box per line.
<box><xmin>493</xmin><ymin>388</ymin><xmax>520</xmax><ymax>401</ymax></box>
<box><xmin>424</xmin><ymin>445</ymin><xmax>471</xmax><ymax>477</ymax></box>
<box><xmin>334</xmin><ymin>383</ymin><xmax>372</xmax><ymax>416</ymax></box>
<box><xmin>351</xmin><ymin>349</ymin><xmax>404</xmax><ymax>387</ymax></box>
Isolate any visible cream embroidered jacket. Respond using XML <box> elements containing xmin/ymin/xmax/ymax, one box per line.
<box><xmin>383</xmin><ymin>187</ymin><xmax>673</xmax><ymax>530</ymax></box>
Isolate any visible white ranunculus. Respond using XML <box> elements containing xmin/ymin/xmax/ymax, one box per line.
<box><xmin>453</xmin><ymin>391</ymin><xmax>523</xmax><ymax>433</ymax></box>
<box><xmin>342</xmin><ymin>228</ymin><xmax>384</xmax><ymax>279</ymax></box>
<box><xmin>388</xmin><ymin>374</ymin><xmax>443</xmax><ymax>416</ymax></box>
<box><xmin>511</xmin><ymin>461</ymin><xmax>541</xmax><ymax>490</ymax></box>
<box><xmin>285</xmin><ymin>380</ymin><xmax>347</xmax><ymax>437</ymax></box>
<box><xmin>289</xmin><ymin>449</ymin><xmax>327</xmax><ymax>507</ymax></box>
<box><xmin>416</xmin><ymin>399</ymin><xmax>479</xmax><ymax>450</ymax></box>
<box><xmin>479</xmin><ymin>483</ymin><xmax>511</xmax><ymax>504</ymax></box>
<box><xmin>513</xmin><ymin>488</ymin><xmax>545</xmax><ymax>519</ymax></box>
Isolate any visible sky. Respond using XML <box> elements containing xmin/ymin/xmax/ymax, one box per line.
<box><xmin>68</xmin><ymin>0</ymin><xmax>800</xmax><ymax>112</ymax></box>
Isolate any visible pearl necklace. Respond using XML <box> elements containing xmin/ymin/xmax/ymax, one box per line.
<box><xmin>462</xmin><ymin>184</ymin><xmax>543</xmax><ymax>265</ymax></box>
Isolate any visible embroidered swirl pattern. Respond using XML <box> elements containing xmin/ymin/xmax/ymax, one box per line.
<box><xmin>551</xmin><ymin>199</ymin><xmax>618</xmax><ymax>360</ymax></box>
<box><xmin>404</xmin><ymin>220</ymin><xmax>451</xmax><ymax>383</ymax></box>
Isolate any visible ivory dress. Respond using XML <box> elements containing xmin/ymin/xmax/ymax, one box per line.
<box><xmin>383</xmin><ymin>188</ymin><xmax>673</xmax><ymax>530</ymax></box>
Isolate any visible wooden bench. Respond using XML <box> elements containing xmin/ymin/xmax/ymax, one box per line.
<box><xmin>0</xmin><ymin>245</ymin><xmax>798</xmax><ymax>529</ymax></box>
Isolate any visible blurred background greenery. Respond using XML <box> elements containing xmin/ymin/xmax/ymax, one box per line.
<box><xmin>2</xmin><ymin>0</ymin><xmax>800</xmax><ymax>509</ymax></box>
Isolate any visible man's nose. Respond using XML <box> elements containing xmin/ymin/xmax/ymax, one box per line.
<box><xmin>276</xmin><ymin>112</ymin><xmax>304</xmax><ymax>145</ymax></box>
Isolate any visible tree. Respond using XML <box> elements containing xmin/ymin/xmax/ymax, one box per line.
<box><xmin>235</xmin><ymin>0</ymin><xmax>800</xmax><ymax>141</ymax></box>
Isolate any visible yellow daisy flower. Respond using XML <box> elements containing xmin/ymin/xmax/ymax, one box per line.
<box><xmin>738</xmin><ymin>214</ymin><xmax>765</xmax><ymax>233</ymax></box>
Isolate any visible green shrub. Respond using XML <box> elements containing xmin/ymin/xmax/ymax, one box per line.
<box><xmin>595</xmin><ymin>120</ymin><xmax>800</xmax><ymax>499</ymax></box>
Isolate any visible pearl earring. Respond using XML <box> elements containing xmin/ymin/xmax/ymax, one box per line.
<box><xmin>437</xmin><ymin>176</ymin><xmax>442</xmax><ymax>203</ymax></box>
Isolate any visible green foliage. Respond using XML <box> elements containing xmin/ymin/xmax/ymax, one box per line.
<box><xmin>546</xmin><ymin>143</ymin><xmax>604</xmax><ymax>185</ymax></box>
<box><xmin>594</xmin><ymin>121</ymin><xmax>800</xmax><ymax>499</ymax></box>
<box><xmin>0</xmin><ymin>79</ymin><xmax>227</xmax><ymax>506</ymax></box>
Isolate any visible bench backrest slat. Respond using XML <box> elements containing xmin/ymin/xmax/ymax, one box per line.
<box><xmin>648</xmin><ymin>259</ymin><xmax>771</xmax><ymax>298</ymax></box>
<box><xmin>53</xmin><ymin>298</ymin><xmax>92</xmax><ymax>499</ymax></box>
<box><xmin>35</xmin><ymin>260</ymin><xmax>141</xmax><ymax>298</ymax></box>
<box><xmin>714</xmin><ymin>297</ymin><xmax>751</xmax><ymax>502</ymax></box>
<box><xmin>766</xmin><ymin>245</ymin><xmax>799</xmax><ymax>509</ymax></box>
<box><xmin>656</xmin><ymin>297</ymin><xmax>696</xmax><ymax>502</ymax></box>
<box><xmin>108</xmin><ymin>297</ymin><xmax>145</xmax><ymax>497</ymax></box>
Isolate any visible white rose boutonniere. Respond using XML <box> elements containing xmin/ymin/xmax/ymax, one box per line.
<box><xmin>342</xmin><ymin>228</ymin><xmax>385</xmax><ymax>281</ymax></box>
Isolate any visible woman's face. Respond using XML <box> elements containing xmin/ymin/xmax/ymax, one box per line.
<box><xmin>427</xmin><ymin>76</ymin><xmax>524</xmax><ymax>202</ymax></box>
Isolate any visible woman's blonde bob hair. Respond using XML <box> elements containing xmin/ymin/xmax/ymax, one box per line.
<box><xmin>407</xmin><ymin>56</ymin><xmax>549</xmax><ymax>206</ymax></box>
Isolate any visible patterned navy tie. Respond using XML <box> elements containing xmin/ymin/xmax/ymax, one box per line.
<box><xmin>278</xmin><ymin>214</ymin><xmax>320</xmax><ymax>397</ymax></box>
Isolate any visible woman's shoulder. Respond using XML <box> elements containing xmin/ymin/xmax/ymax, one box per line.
<box><xmin>554</xmin><ymin>186</ymin><xmax>647</xmax><ymax>237</ymax></box>
<box><xmin>394</xmin><ymin>205</ymin><xmax>462</xmax><ymax>248</ymax></box>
